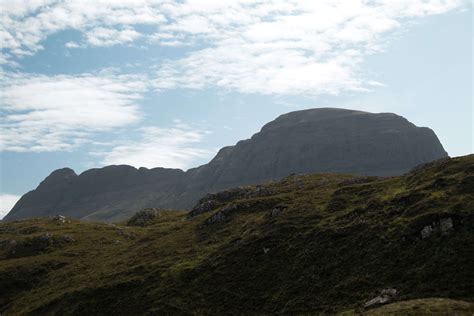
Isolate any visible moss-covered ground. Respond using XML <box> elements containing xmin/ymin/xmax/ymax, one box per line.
<box><xmin>1</xmin><ymin>155</ymin><xmax>473</xmax><ymax>315</ymax></box>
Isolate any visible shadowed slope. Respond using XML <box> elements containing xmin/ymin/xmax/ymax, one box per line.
<box><xmin>1</xmin><ymin>155</ymin><xmax>472</xmax><ymax>314</ymax></box>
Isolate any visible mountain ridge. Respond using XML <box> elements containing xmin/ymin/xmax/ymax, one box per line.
<box><xmin>5</xmin><ymin>107</ymin><xmax>448</xmax><ymax>222</ymax></box>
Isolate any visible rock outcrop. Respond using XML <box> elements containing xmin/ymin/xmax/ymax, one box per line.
<box><xmin>420</xmin><ymin>217</ymin><xmax>454</xmax><ymax>239</ymax></box>
<box><xmin>364</xmin><ymin>288</ymin><xmax>398</xmax><ymax>309</ymax></box>
<box><xmin>127</xmin><ymin>209</ymin><xmax>161</xmax><ymax>227</ymax></box>
<box><xmin>4</xmin><ymin>108</ymin><xmax>448</xmax><ymax>222</ymax></box>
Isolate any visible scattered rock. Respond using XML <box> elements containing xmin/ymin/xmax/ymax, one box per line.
<box><xmin>420</xmin><ymin>225</ymin><xmax>434</xmax><ymax>239</ymax></box>
<box><xmin>62</xmin><ymin>235</ymin><xmax>75</xmax><ymax>243</ymax></box>
<box><xmin>127</xmin><ymin>208</ymin><xmax>161</xmax><ymax>227</ymax></box>
<box><xmin>381</xmin><ymin>288</ymin><xmax>398</xmax><ymax>297</ymax></box>
<box><xmin>37</xmin><ymin>233</ymin><xmax>54</xmax><ymax>243</ymax></box>
<box><xmin>204</xmin><ymin>203</ymin><xmax>241</xmax><ymax>225</ymax></box>
<box><xmin>116</xmin><ymin>227</ymin><xmax>136</xmax><ymax>240</ymax></box>
<box><xmin>52</xmin><ymin>215</ymin><xmax>69</xmax><ymax>225</ymax></box>
<box><xmin>249</xmin><ymin>186</ymin><xmax>273</xmax><ymax>198</ymax></box>
<box><xmin>420</xmin><ymin>217</ymin><xmax>454</xmax><ymax>239</ymax></box>
<box><xmin>364</xmin><ymin>296</ymin><xmax>391</xmax><ymax>308</ymax></box>
<box><xmin>205</xmin><ymin>211</ymin><xmax>229</xmax><ymax>225</ymax></box>
<box><xmin>188</xmin><ymin>200</ymin><xmax>219</xmax><ymax>218</ymax></box>
<box><xmin>364</xmin><ymin>288</ymin><xmax>398</xmax><ymax>309</ymax></box>
<box><xmin>270</xmin><ymin>208</ymin><xmax>282</xmax><ymax>217</ymax></box>
<box><xmin>189</xmin><ymin>186</ymin><xmax>273</xmax><ymax>218</ymax></box>
<box><xmin>263</xmin><ymin>247</ymin><xmax>270</xmax><ymax>254</ymax></box>
<box><xmin>440</xmin><ymin>217</ymin><xmax>454</xmax><ymax>235</ymax></box>
<box><xmin>8</xmin><ymin>233</ymin><xmax>54</xmax><ymax>258</ymax></box>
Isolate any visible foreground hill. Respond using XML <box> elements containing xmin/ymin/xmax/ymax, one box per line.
<box><xmin>1</xmin><ymin>155</ymin><xmax>472</xmax><ymax>314</ymax></box>
<box><xmin>5</xmin><ymin>108</ymin><xmax>448</xmax><ymax>222</ymax></box>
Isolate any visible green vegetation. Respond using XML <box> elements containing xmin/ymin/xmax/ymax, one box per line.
<box><xmin>1</xmin><ymin>155</ymin><xmax>473</xmax><ymax>315</ymax></box>
<box><xmin>365</xmin><ymin>298</ymin><xmax>474</xmax><ymax>315</ymax></box>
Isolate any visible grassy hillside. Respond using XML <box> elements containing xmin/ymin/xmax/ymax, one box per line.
<box><xmin>362</xmin><ymin>298</ymin><xmax>474</xmax><ymax>315</ymax></box>
<box><xmin>1</xmin><ymin>155</ymin><xmax>473</xmax><ymax>315</ymax></box>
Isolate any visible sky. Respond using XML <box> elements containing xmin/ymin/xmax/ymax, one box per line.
<box><xmin>0</xmin><ymin>0</ymin><xmax>472</xmax><ymax>218</ymax></box>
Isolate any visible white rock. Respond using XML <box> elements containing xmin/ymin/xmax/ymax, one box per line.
<box><xmin>420</xmin><ymin>225</ymin><xmax>434</xmax><ymax>239</ymax></box>
<box><xmin>364</xmin><ymin>296</ymin><xmax>391</xmax><ymax>308</ymax></box>
<box><xmin>440</xmin><ymin>217</ymin><xmax>453</xmax><ymax>235</ymax></box>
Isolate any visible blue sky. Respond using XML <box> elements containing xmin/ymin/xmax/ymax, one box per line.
<box><xmin>0</xmin><ymin>0</ymin><xmax>472</xmax><ymax>218</ymax></box>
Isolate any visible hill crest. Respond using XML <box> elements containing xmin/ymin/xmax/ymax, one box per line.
<box><xmin>5</xmin><ymin>107</ymin><xmax>448</xmax><ymax>222</ymax></box>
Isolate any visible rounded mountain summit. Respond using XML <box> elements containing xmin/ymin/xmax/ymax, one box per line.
<box><xmin>5</xmin><ymin>108</ymin><xmax>448</xmax><ymax>222</ymax></box>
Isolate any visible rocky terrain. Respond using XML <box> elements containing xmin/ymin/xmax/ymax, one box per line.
<box><xmin>1</xmin><ymin>155</ymin><xmax>472</xmax><ymax>314</ymax></box>
<box><xmin>5</xmin><ymin>108</ymin><xmax>448</xmax><ymax>222</ymax></box>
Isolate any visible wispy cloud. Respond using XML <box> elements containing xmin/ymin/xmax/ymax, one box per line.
<box><xmin>151</xmin><ymin>0</ymin><xmax>467</xmax><ymax>95</ymax></box>
<box><xmin>0</xmin><ymin>0</ymin><xmax>467</xmax><ymax>95</ymax></box>
<box><xmin>0</xmin><ymin>0</ymin><xmax>468</xmax><ymax>158</ymax></box>
<box><xmin>93</xmin><ymin>122</ymin><xmax>213</xmax><ymax>170</ymax></box>
<box><xmin>65</xmin><ymin>41</ymin><xmax>80</xmax><ymax>49</ymax></box>
<box><xmin>0</xmin><ymin>71</ymin><xmax>146</xmax><ymax>152</ymax></box>
<box><xmin>0</xmin><ymin>193</ymin><xmax>21</xmax><ymax>219</ymax></box>
<box><xmin>0</xmin><ymin>0</ymin><xmax>166</xmax><ymax>60</ymax></box>
<box><xmin>85</xmin><ymin>27</ymin><xmax>141</xmax><ymax>47</ymax></box>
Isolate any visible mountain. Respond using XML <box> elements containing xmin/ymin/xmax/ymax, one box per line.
<box><xmin>4</xmin><ymin>108</ymin><xmax>448</xmax><ymax>222</ymax></box>
<box><xmin>1</xmin><ymin>155</ymin><xmax>473</xmax><ymax>314</ymax></box>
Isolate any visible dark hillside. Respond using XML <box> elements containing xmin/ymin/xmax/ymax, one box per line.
<box><xmin>1</xmin><ymin>155</ymin><xmax>472</xmax><ymax>314</ymax></box>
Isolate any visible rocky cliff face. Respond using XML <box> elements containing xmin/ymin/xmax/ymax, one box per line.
<box><xmin>4</xmin><ymin>108</ymin><xmax>448</xmax><ymax>222</ymax></box>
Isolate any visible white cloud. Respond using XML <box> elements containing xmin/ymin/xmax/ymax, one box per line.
<box><xmin>65</xmin><ymin>41</ymin><xmax>80</xmax><ymax>48</ymax></box>
<box><xmin>0</xmin><ymin>0</ymin><xmax>166</xmax><ymax>62</ymax></box>
<box><xmin>0</xmin><ymin>0</ymin><xmax>468</xmax><ymax>95</ymax></box>
<box><xmin>154</xmin><ymin>43</ymin><xmax>366</xmax><ymax>95</ymax></box>
<box><xmin>0</xmin><ymin>193</ymin><xmax>21</xmax><ymax>219</ymax></box>
<box><xmin>149</xmin><ymin>32</ymin><xmax>188</xmax><ymax>47</ymax></box>
<box><xmin>0</xmin><ymin>72</ymin><xmax>147</xmax><ymax>152</ymax></box>
<box><xmin>94</xmin><ymin>123</ymin><xmax>213</xmax><ymax>170</ymax></box>
<box><xmin>85</xmin><ymin>27</ymin><xmax>141</xmax><ymax>47</ymax></box>
<box><xmin>151</xmin><ymin>0</ymin><xmax>468</xmax><ymax>95</ymax></box>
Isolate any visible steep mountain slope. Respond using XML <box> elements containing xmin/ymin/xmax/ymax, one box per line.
<box><xmin>6</xmin><ymin>166</ymin><xmax>185</xmax><ymax>222</ymax></box>
<box><xmin>1</xmin><ymin>155</ymin><xmax>472</xmax><ymax>314</ymax></box>
<box><xmin>5</xmin><ymin>108</ymin><xmax>448</xmax><ymax>222</ymax></box>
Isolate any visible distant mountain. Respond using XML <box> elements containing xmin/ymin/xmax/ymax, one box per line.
<box><xmin>4</xmin><ymin>108</ymin><xmax>448</xmax><ymax>222</ymax></box>
<box><xmin>1</xmin><ymin>155</ymin><xmax>473</xmax><ymax>314</ymax></box>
